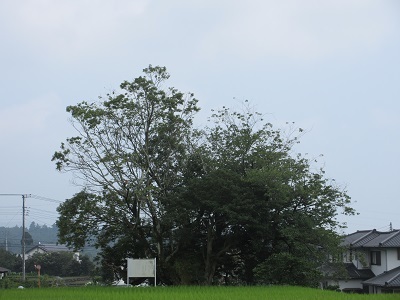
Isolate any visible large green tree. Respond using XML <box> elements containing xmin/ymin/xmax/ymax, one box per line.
<box><xmin>53</xmin><ymin>65</ymin><xmax>200</xmax><ymax>282</ymax></box>
<box><xmin>165</xmin><ymin>106</ymin><xmax>353</xmax><ymax>285</ymax></box>
<box><xmin>53</xmin><ymin>67</ymin><xmax>354</xmax><ymax>285</ymax></box>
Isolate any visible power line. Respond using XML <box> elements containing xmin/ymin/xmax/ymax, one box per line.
<box><xmin>1</xmin><ymin>193</ymin><xmax>63</xmax><ymax>224</ymax></box>
<box><xmin>30</xmin><ymin>194</ymin><xmax>63</xmax><ymax>204</ymax></box>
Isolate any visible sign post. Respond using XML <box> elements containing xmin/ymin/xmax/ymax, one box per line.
<box><xmin>127</xmin><ymin>258</ymin><xmax>156</xmax><ymax>287</ymax></box>
<box><xmin>34</xmin><ymin>264</ymin><xmax>41</xmax><ymax>288</ymax></box>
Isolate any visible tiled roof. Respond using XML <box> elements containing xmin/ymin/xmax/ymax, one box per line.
<box><xmin>0</xmin><ymin>267</ymin><xmax>11</xmax><ymax>273</ymax></box>
<box><xmin>363</xmin><ymin>266</ymin><xmax>400</xmax><ymax>287</ymax></box>
<box><xmin>27</xmin><ymin>243</ymin><xmax>72</xmax><ymax>253</ymax></box>
<box><xmin>381</xmin><ymin>231</ymin><xmax>400</xmax><ymax>247</ymax></box>
<box><xmin>319</xmin><ymin>263</ymin><xmax>375</xmax><ymax>280</ymax></box>
<box><xmin>39</xmin><ymin>244</ymin><xmax>71</xmax><ymax>252</ymax></box>
<box><xmin>345</xmin><ymin>263</ymin><xmax>375</xmax><ymax>280</ymax></box>
<box><xmin>342</xmin><ymin>229</ymin><xmax>400</xmax><ymax>248</ymax></box>
<box><xmin>341</xmin><ymin>230</ymin><xmax>377</xmax><ymax>247</ymax></box>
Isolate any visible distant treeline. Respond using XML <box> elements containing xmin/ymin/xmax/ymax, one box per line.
<box><xmin>0</xmin><ymin>222</ymin><xmax>58</xmax><ymax>254</ymax></box>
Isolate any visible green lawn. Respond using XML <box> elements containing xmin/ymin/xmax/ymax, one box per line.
<box><xmin>1</xmin><ymin>286</ymin><xmax>399</xmax><ymax>300</ymax></box>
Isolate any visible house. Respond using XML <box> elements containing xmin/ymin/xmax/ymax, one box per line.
<box><xmin>0</xmin><ymin>267</ymin><xmax>11</xmax><ymax>279</ymax></box>
<box><xmin>323</xmin><ymin>229</ymin><xmax>400</xmax><ymax>294</ymax></box>
<box><xmin>363</xmin><ymin>266</ymin><xmax>400</xmax><ymax>293</ymax></box>
<box><xmin>25</xmin><ymin>243</ymin><xmax>74</xmax><ymax>260</ymax></box>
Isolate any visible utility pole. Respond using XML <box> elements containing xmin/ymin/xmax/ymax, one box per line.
<box><xmin>22</xmin><ymin>194</ymin><xmax>27</xmax><ymax>281</ymax></box>
<box><xmin>0</xmin><ymin>193</ymin><xmax>31</xmax><ymax>282</ymax></box>
<box><xmin>5</xmin><ymin>231</ymin><xmax>8</xmax><ymax>251</ymax></box>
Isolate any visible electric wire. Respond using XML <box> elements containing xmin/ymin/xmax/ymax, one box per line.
<box><xmin>0</xmin><ymin>194</ymin><xmax>63</xmax><ymax>227</ymax></box>
<box><xmin>30</xmin><ymin>194</ymin><xmax>63</xmax><ymax>204</ymax></box>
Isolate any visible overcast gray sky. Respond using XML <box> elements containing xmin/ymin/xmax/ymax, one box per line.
<box><xmin>0</xmin><ymin>0</ymin><xmax>399</xmax><ymax>234</ymax></box>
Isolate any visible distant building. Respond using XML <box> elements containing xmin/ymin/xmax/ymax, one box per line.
<box><xmin>0</xmin><ymin>267</ymin><xmax>11</xmax><ymax>279</ymax></box>
<box><xmin>25</xmin><ymin>243</ymin><xmax>74</xmax><ymax>260</ymax></box>
<box><xmin>322</xmin><ymin>229</ymin><xmax>400</xmax><ymax>294</ymax></box>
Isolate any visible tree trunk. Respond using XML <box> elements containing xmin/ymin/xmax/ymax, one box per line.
<box><xmin>204</xmin><ymin>217</ymin><xmax>216</xmax><ymax>285</ymax></box>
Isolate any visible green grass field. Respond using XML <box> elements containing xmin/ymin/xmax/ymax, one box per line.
<box><xmin>1</xmin><ymin>286</ymin><xmax>399</xmax><ymax>300</ymax></box>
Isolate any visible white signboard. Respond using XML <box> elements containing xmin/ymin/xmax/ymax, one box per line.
<box><xmin>127</xmin><ymin>258</ymin><xmax>156</xmax><ymax>286</ymax></box>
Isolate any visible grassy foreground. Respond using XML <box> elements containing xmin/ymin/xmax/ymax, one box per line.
<box><xmin>0</xmin><ymin>286</ymin><xmax>399</xmax><ymax>300</ymax></box>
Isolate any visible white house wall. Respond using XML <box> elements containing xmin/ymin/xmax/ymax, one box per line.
<box><xmin>339</xmin><ymin>279</ymin><xmax>364</xmax><ymax>291</ymax></box>
<box><xmin>387</xmin><ymin>248</ymin><xmax>400</xmax><ymax>270</ymax></box>
<box><xmin>369</xmin><ymin>249</ymin><xmax>387</xmax><ymax>276</ymax></box>
<box><xmin>352</xmin><ymin>248</ymin><xmax>392</xmax><ymax>276</ymax></box>
<box><xmin>25</xmin><ymin>248</ymin><xmax>46</xmax><ymax>260</ymax></box>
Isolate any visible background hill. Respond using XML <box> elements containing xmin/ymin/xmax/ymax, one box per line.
<box><xmin>0</xmin><ymin>222</ymin><xmax>98</xmax><ymax>259</ymax></box>
<box><xmin>0</xmin><ymin>222</ymin><xmax>58</xmax><ymax>254</ymax></box>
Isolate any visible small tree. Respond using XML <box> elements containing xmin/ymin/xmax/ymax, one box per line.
<box><xmin>0</xmin><ymin>248</ymin><xmax>22</xmax><ymax>272</ymax></box>
<box><xmin>26</xmin><ymin>252</ymin><xmax>94</xmax><ymax>276</ymax></box>
<box><xmin>21</xmin><ymin>232</ymin><xmax>33</xmax><ymax>246</ymax></box>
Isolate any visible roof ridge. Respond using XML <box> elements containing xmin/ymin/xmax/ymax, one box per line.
<box><xmin>384</xmin><ymin>267</ymin><xmax>400</xmax><ymax>285</ymax></box>
<box><xmin>351</xmin><ymin>229</ymin><xmax>376</xmax><ymax>246</ymax></box>
<box><xmin>379</xmin><ymin>230</ymin><xmax>400</xmax><ymax>246</ymax></box>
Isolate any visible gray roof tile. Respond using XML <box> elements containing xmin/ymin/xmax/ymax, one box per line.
<box><xmin>27</xmin><ymin>243</ymin><xmax>72</xmax><ymax>253</ymax></box>
<box><xmin>342</xmin><ymin>230</ymin><xmax>371</xmax><ymax>246</ymax></box>
<box><xmin>345</xmin><ymin>263</ymin><xmax>375</xmax><ymax>280</ymax></box>
<box><xmin>343</xmin><ymin>230</ymin><xmax>400</xmax><ymax>248</ymax></box>
<box><xmin>0</xmin><ymin>267</ymin><xmax>11</xmax><ymax>273</ymax></box>
<box><xmin>363</xmin><ymin>266</ymin><xmax>400</xmax><ymax>287</ymax></box>
<box><xmin>381</xmin><ymin>231</ymin><xmax>400</xmax><ymax>247</ymax></box>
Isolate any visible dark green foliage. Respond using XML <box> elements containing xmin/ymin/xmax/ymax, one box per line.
<box><xmin>21</xmin><ymin>232</ymin><xmax>33</xmax><ymax>246</ymax></box>
<box><xmin>25</xmin><ymin>252</ymin><xmax>94</xmax><ymax>277</ymax></box>
<box><xmin>0</xmin><ymin>223</ymin><xmax>59</xmax><ymax>254</ymax></box>
<box><xmin>0</xmin><ymin>273</ymin><xmax>69</xmax><ymax>289</ymax></box>
<box><xmin>27</xmin><ymin>222</ymin><xmax>59</xmax><ymax>245</ymax></box>
<box><xmin>53</xmin><ymin>65</ymin><xmax>200</xmax><ymax>284</ymax></box>
<box><xmin>253</xmin><ymin>252</ymin><xmax>321</xmax><ymax>287</ymax></box>
<box><xmin>166</xmin><ymin>105</ymin><xmax>353</xmax><ymax>286</ymax></box>
<box><xmin>0</xmin><ymin>248</ymin><xmax>22</xmax><ymax>271</ymax></box>
<box><xmin>53</xmin><ymin>66</ymin><xmax>354</xmax><ymax>286</ymax></box>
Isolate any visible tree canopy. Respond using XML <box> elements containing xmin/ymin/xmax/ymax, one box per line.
<box><xmin>53</xmin><ymin>65</ymin><xmax>354</xmax><ymax>285</ymax></box>
<box><xmin>0</xmin><ymin>248</ymin><xmax>21</xmax><ymax>272</ymax></box>
<box><xmin>25</xmin><ymin>252</ymin><xmax>94</xmax><ymax>277</ymax></box>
